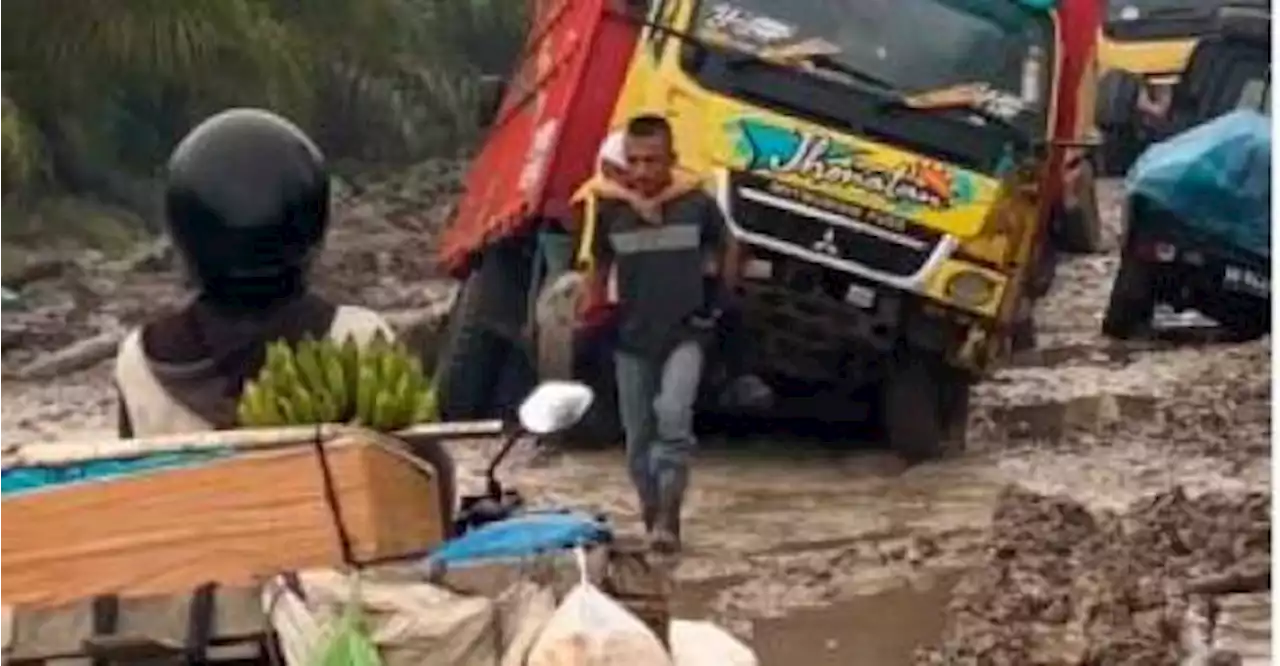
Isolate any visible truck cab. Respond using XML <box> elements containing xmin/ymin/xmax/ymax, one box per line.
<box><xmin>1099</xmin><ymin>5</ymin><xmax>1271</xmax><ymax>341</ymax></box>
<box><xmin>434</xmin><ymin>0</ymin><xmax>1104</xmax><ymax>460</ymax></box>
<box><xmin>1094</xmin><ymin>0</ymin><xmax>1270</xmax><ymax>174</ymax></box>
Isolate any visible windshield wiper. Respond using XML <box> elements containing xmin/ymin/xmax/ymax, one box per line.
<box><xmin>1138</xmin><ymin>5</ymin><xmax>1207</xmax><ymax>18</ymax></box>
<box><xmin>802</xmin><ymin>54</ymin><xmax>898</xmax><ymax>92</ymax></box>
<box><xmin>876</xmin><ymin>86</ymin><xmax>1029</xmax><ymax>142</ymax></box>
<box><xmin>725</xmin><ymin>50</ymin><xmax>897</xmax><ymax>94</ymax></box>
<box><xmin>1111</xmin><ymin>4</ymin><xmax>1211</xmax><ymax>21</ymax></box>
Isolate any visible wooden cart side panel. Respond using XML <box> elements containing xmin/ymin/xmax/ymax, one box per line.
<box><xmin>2</xmin><ymin>438</ymin><xmax>442</xmax><ymax>608</ymax></box>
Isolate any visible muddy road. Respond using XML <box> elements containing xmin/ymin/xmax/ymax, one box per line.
<box><xmin>1</xmin><ymin>179</ymin><xmax>1270</xmax><ymax>664</ymax></box>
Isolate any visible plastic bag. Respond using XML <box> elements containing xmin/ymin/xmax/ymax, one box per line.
<box><xmin>497</xmin><ymin>581</ymin><xmax>556</xmax><ymax>666</ymax></box>
<box><xmin>526</xmin><ymin>548</ymin><xmax>672</xmax><ymax>666</ymax></box>
<box><xmin>268</xmin><ymin>570</ymin><xmax>498</xmax><ymax>666</ymax></box>
<box><xmin>668</xmin><ymin>620</ymin><xmax>757</xmax><ymax>666</ymax></box>
<box><xmin>313</xmin><ymin>577</ymin><xmax>385</xmax><ymax>666</ymax></box>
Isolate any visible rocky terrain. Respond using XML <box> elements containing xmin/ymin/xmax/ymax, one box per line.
<box><xmin>0</xmin><ymin>173</ymin><xmax>1270</xmax><ymax>665</ymax></box>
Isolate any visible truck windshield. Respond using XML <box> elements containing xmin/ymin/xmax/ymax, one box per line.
<box><xmin>1103</xmin><ymin>0</ymin><xmax>1254</xmax><ymax>41</ymax></box>
<box><xmin>693</xmin><ymin>0</ymin><xmax>1051</xmax><ymax>111</ymax></box>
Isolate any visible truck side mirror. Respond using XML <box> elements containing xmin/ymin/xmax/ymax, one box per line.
<box><xmin>476</xmin><ymin>75</ymin><xmax>508</xmax><ymax>129</ymax></box>
<box><xmin>1094</xmin><ymin>69</ymin><xmax>1144</xmax><ymax>132</ymax></box>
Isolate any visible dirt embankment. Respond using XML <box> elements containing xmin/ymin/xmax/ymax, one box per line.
<box><xmin>918</xmin><ymin>486</ymin><xmax>1269</xmax><ymax>665</ymax></box>
<box><xmin>917</xmin><ymin>323</ymin><xmax>1271</xmax><ymax>665</ymax></box>
<box><xmin>1</xmin><ymin>160</ymin><xmax>467</xmax><ymax>378</ymax></box>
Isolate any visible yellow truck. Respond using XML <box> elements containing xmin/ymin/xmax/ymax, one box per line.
<box><xmin>1094</xmin><ymin>0</ymin><xmax>1268</xmax><ymax>174</ymax></box>
<box><xmin>438</xmin><ymin>0</ymin><xmax>1106</xmax><ymax>460</ymax></box>
<box><xmin>585</xmin><ymin>0</ymin><xmax>1100</xmax><ymax>459</ymax></box>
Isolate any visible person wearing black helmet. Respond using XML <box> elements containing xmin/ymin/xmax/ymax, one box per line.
<box><xmin>113</xmin><ymin>108</ymin><xmax>398</xmax><ymax>439</ymax></box>
<box><xmin>114</xmin><ymin>108</ymin><xmax>462</xmax><ymax>520</ymax></box>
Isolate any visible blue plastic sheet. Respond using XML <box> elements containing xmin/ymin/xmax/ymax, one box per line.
<box><xmin>427</xmin><ymin>511</ymin><xmax>612</xmax><ymax>566</ymax></box>
<box><xmin>2</xmin><ymin>449</ymin><xmax>233</xmax><ymax>497</ymax></box>
<box><xmin>1125</xmin><ymin>110</ymin><xmax>1272</xmax><ymax>257</ymax></box>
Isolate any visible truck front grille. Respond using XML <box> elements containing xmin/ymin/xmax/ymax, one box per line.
<box><xmin>726</xmin><ymin>173</ymin><xmax>941</xmax><ymax>278</ymax></box>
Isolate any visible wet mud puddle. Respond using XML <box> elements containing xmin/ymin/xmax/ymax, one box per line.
<box><xmin>746</xmin><ymin>570</ymin><xmax>961</xmax><ymax>666</ymax></box>
<box><xmin>473</xmin><ymin>430</ymin><xmax>1270</xmax><ymax>665</ymax></box>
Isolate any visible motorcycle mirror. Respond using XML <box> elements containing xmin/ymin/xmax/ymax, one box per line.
<box><xmin>517</xmin><ymin>380</ymin><xmax>596</xmax><ymax>435</ymax></box>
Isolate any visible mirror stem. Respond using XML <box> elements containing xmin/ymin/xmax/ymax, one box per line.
<box><xmin>485</xmin><ymin>429</ymin><xmax>525</xmax><ymax>497</ymax></box>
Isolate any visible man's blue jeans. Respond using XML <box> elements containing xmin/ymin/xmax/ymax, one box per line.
<box><xmin>614</xmin><ymin>340</ymin><xmax>703</xmax><ymax>533</ymax></box>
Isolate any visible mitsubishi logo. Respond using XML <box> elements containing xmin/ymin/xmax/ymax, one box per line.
<box><xmin>812</xmin><ymin>228</ymin><xmax>840</xmax><ymax>256</ymax></box>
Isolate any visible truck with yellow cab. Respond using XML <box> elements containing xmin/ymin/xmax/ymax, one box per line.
<box><xmin>434</xmin><ymin>0</ymin><xmax>1105</xmax><ymax>460</ymax></box>
<box><xmin>1094</xmin><ymin>0</ymin><xmax>1269</xmax><ymax>174</ymax></box>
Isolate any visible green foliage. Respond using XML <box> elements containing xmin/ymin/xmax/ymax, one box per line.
<box><xmin>1</xmin><ymin>94</ymin><xmax>45</xmax><ymax>194</ymax></box>
<box><xmin>1</xmin><ymin>0</ymin><xmax>529</xmax><ymax>212</ymax></box>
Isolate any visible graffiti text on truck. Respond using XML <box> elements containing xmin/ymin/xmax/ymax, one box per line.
<box><xmin>734</xmin><ymin>118</ymin><xmax>975</xmax><ymax>211</ymax></box>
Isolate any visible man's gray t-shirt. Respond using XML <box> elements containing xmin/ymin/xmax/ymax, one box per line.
<box><xmin>592</xmin><ymin>189</ymin><xmax>727</xmax><ymax>359</ymax></box>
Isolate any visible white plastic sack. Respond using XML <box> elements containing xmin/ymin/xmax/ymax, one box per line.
<box><xmin>264</xmin><ymin>570</ymin><xmax>498</xmax><ymax>666</ymax></box>
<box><xmin>526</xmin><ymin>548</ymin><xmax>673</xmax><ymax>666</ymax></box>
<box><xmin>496</xmin><ymin>581</ymin><xmax>556</xmax><ymax>666</ymax></box>
<box><xmin>669</xmin><ymin>620</ymin><xmax>757</xmax><ymax>666</ymax></box>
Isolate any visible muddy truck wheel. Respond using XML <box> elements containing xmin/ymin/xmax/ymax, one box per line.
<box><xmin>881</xmin><ymin>355</ymin><xmax>971</xmax><ymax>463</ymax></box>
<box><xmin>534</xmin><ymin>273</ymin><xmax>622</xmax><ymax>447</ymax></box>
<box><xmin>1094</xmin><ymin>69</ymin><xmax>1143</xmax><ymax>177</ymax></box>
<box><xmin>1101</xmin><ymin>253</ymin><xmax>1157</xmax><ymax>340</ymax></box>
<box><xmin>1219</xmin><ymin>308</ymin><xmax>1270</xmax><ymax>342</ymax></box>
<box><xmin>434</xmin><ymin>270</ymin><xmax>537</xmax><ymax>421</ymax></box>
<box><xmin>535</xmin><ymin>272</ymin><xmax>582</xmax><ymax>381</ymax></box>
<box><xmin>436</xmin><ymin>238</ymin><xmax>540</xmax><ymax>421</ymax></box>
<box><xmin>1056</xmin><ymin>161</ymin><xmax>1105</xmax><ymax>255</ymax></box>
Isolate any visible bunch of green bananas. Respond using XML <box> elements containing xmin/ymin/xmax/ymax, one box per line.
<box><xmin>236</xmin><ymin>333</ymin><xmax>438</xmax><ymax>431</ymax></box>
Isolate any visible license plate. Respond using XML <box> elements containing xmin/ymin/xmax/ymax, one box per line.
<box><xmin>1223</xmin><ymin>265</ymin><xmax>1270</xmax><ymax>296</ymax></box>
<box><xmin>844</xmin><ymin>283</ymin><xmax>876</xmax><ymax>308</ymax></box>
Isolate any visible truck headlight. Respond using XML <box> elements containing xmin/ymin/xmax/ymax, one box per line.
<box><xmin>945</xmin><ymin>271</ymin><xmax>997</xmax><ymax>308</ymax></box>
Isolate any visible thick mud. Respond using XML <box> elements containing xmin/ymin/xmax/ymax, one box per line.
<box><xmin>1</xmin><ymin>179</ymin><xmax>1270</xmax><ymax>664</ymax></box>
<box><xmin>917</xmin><ymin>486</ymin><xmax>1269</xmax><ymax>665</ymax></box>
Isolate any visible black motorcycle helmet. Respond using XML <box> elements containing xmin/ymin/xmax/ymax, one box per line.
<box><xmin>165</xmin><ymin>108</ymin><xmax>329</xmax><ymax>309</ymax></box>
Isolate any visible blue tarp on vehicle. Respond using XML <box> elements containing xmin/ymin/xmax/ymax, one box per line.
<box><xmin>425</xmin><ymin>511</ymin><xmax>611</xmax><ymax>566</ymax></box>
<box><xmin>1125</xmin><ymin>110</ymin><xmax>1272</xmax><ymax>257</ymax></box>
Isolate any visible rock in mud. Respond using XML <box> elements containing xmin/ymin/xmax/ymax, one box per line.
<box><xmin>916</xmin><ymin>485</ymin><xmax>1270</xmax><ymax>666</ymax></box>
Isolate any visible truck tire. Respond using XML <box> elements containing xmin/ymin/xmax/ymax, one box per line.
<box><xmin>942</xmin><ymin>375</ymin><xmax>971</xmax><ymax>452</ymax></box>
<box><xmin>534</xmin><ymin>273</ymin><xmax>623</xmax><ymax>446</ymax></box>
<box><xmin>1095</xmin><ymin>69</ymin><xmax>1142</xmax><ymax>131</ymax></box>
<box><xmin>1056</xmin><ymin>161</ymin><xmax>1104</xmax><ymax>255</ymax></box>
<box><xmin>435</xmin><ymin>272</ymin><xmax>508</xmax><ymax>421</ymax></box>
<box><xmin>1101</xmin><ymin>253</ymin><xmax>1157</xmax><ymax>340</ymax></box>
<box><xmin>562</xmin><ymin>338</ymin><xmax>623</xmax><ymax>447</ymax></box>
<box><xmin>1099</xmin><ymin>130</ymin><xmax>1142</xmax><ymax>178</ymax></box>
<box><xmin>1030</xmin><ymin>232</ymin><xmax>1059</xmax><ymax>300</ymax></box>
<box><xmin>1220</xmin><ymin>309</ymin><xmax>1270</xmax><ymax>342</ymax></box>
<box><xmin>881</xmin><ymin>354</ymin><xmax>971</xmax><ymax>463</ymax></box>
<box><xmin>1011</xmin><ymin>305</ymin><xmax>1038</xmax><ymax>353</ymax></box>
<box><xmin>534</xmin><ymin>272</ymin><xmax>582</xmax><ymax>381</ymax></box>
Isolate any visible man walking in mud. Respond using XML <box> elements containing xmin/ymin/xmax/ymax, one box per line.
<box><xmin>586</xmin><ymin>114</ymin><xmax>738</xmax><ymax>553</ymax></box>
